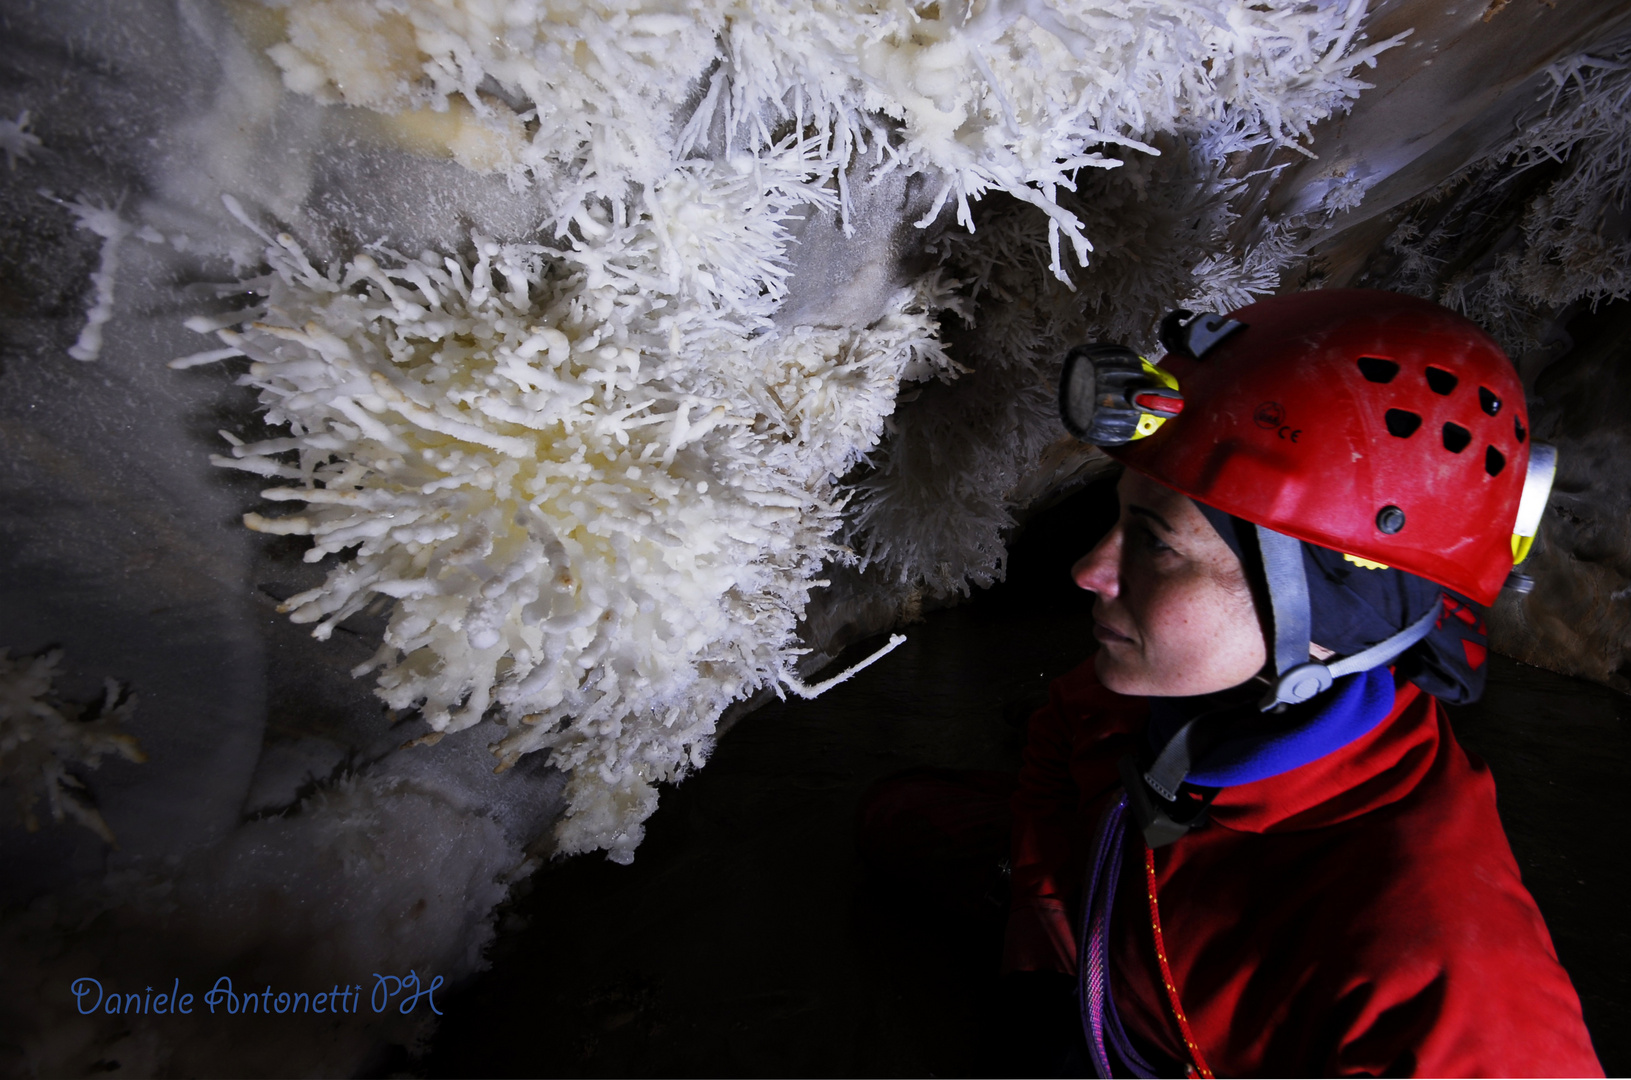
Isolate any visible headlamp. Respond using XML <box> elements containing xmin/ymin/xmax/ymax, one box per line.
<box><xmin>1058</xmin><ymin>344</ymin><xmax>1184</xmax><ymax>447</ymax></box>
<box><xmin>1059</xmin><ymin>311</ymin><xmax>1244</xmax><ymax>447</ymax></box>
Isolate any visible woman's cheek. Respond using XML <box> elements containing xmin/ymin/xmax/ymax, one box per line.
<box><xmin>1183</xmin><ymin>584</ymin><xmax>1267</xmax><ymax>689</ymax></box>
<box><xmin>1129</xmin><ymin>578</ymin><xmax>1251</xmax><ymax>696</ymax></box>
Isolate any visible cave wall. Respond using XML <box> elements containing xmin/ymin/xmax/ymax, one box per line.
<box><xmin>1490</xmin><ymin>301</ymin><xmax>1631</xmax><ymax>690</ymax></box>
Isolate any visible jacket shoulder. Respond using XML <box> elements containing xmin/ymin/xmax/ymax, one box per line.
<box><xmin>1320</xmin><ymin>733</ymin><xmax>1602</xmax><ymax>1076</ymax></box>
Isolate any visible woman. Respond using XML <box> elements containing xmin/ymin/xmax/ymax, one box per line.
<box><xmin>1005</xmin><ymin>291</ymin><xmax>1602</xmax><ymax>1075</ymax></box>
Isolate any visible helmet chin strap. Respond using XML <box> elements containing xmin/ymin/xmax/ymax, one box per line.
<box><xmin>1134</xmin><ymin>524</ymin><xmax>1442</xmax><ymax>824</ymax></box>
<box><xmin>1254</xmin><ymin>524</ymin><xmax>1440</xmax><ymax>712</ymax></box>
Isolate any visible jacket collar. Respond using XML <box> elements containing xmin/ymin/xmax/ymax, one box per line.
<box><xmin>1204</xmin><ymin>672</ymin><xmax>1441</xmax><ymax>833</ymax></box>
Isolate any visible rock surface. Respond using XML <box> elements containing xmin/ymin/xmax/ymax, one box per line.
<box><xmin>1488</xmin><ymin>300</ymin><xmax>1631</xmax><ymax>689</ymax></box>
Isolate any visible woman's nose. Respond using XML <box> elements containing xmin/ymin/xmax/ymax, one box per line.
<box><xmin>1071</xmin><ymin>525</ymin><xmax>1121</xmax><ymax>596</ymax></box>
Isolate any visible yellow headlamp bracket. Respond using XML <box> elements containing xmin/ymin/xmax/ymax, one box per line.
<box><xmin>1132</xmin><ymin>360</ymin><xmax>1181</xmax><ymax>440</ymax></box>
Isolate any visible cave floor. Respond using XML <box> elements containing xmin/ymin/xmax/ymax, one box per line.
<box><xmin>416</xmin><ymin>495</ymin><xmax>1630</xmax><ymax>1078</ymax></box>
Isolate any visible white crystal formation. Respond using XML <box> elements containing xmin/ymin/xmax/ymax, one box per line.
<box><xmin>0</xmin><ymin>649</ymin><xmax>145</xmax><ymax>845</ymax></box>
<box><xmin>262</xmin><ymin>0</ymin><xmax>1403</xmax><ymax>277</ymax></box>
<box><xmin>196</xmin><ymin>152</ymin><xmax>958</xmax><ymax>861</ymax></box>
<box><xmin>1380</xmin><ymin>31</ymin><xmax>1631</xmax><ymax>352</ymax></box>
<box><xmin>63</xmin><ymin>199</ymin><xmax>133</xmax><ymax>363</ymax></box>
<box><xmin>191</xmin><ymin>0</ymin><xmax>1406</xmax><ymax>859</ymax></box>
<box><xmin>0</xmin><ymin>109</ymin><xmax>42</xmax><ymax>169</ymax></box>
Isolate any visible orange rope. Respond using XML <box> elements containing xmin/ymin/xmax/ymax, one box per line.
<box><xmin>1144</xmin><ymin>843</ymin><xmax>1215</xmax><ymax>1079</ymax></box>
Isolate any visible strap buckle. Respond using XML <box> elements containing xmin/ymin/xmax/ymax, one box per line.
<box><xmin>1118</xmin><ymin>753</ymin><xmax>1217</xmax><ymax>849</ymax></box>
<box><xmin>1260</xmin><ymin>660</ymin><xmax>1334</xmax><ymax>711</ymax></box>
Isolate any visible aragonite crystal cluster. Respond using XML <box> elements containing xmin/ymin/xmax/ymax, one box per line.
<box><xmin>1379</xmin><ymin>37</ymin><xmax>1631</xmax><ymax>349</ymax></box>
<box><xmin>189</xmin><ymin>0</ymin><xmax>1405</xmax><ymax>859</ymax></box>
<box><xmin>203</xmin><ymin>157</ymin><xmax>958</xmax><ymax>860</ymax></box>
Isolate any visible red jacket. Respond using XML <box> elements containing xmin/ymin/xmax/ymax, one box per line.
<box><xmin>1005</xmin><ymin>658</ymin><xmax>1603</xmax><ymax>1077</ymax></box>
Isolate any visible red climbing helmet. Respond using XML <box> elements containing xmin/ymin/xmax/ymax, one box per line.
<box><xmin>1094</xmin><ymin>290</ymin><xmax>1541</xmax><ymax>605</ymax></box>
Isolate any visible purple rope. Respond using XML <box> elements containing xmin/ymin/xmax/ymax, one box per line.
<box><xmin>1078</xmin><ymin>794</ymin><xmax>1157</xmax><ymax>1078</ymax></box>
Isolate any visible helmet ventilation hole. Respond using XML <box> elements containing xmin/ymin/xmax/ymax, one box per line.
<box><xmin>1486</xmin><ymin>446</ymin><xmax>1506</xmax><ymax>476</ymax></box>
<box><xmin>1357</xmin><ymin>356</ymin><xmax>1399</xmax><ymax>383</ymax></box>
<box><xmin>1425</xmin><ymin>366</ymin><xmax>1459</xmax><ymax>395</ymax></box>
<box><xmin>1515</xmin><ymin>416</ymin><xmax>1527</xmax><ymax>443</ymax></box>
<box><xmin>1442</xmin><ymin>422</ymin><xmax>1472</xmax><ymax>453</ymax></box>
<box><xmin>1385</xmin><ymin>409</ymin><xmax>1422</xmax><ymax>437</ymax></box>
<box><xmin>1479</xmin><ymin>387</ymin><xmax>1502</xmax><ymax>415</ymax></box>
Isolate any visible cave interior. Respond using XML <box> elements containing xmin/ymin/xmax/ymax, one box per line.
<box><xmin>2</xmin><ymin>0</ymin><xmax>1630</xmax><ymax>1075</ymax></box>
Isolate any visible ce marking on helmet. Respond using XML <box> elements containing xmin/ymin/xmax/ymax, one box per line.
<box><xmin>1254</xmin><ymin>401</ymin><xmax>1301</xmax><ymax>442</ymax></box>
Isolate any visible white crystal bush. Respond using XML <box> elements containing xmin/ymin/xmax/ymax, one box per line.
<box><xmin>0</xmin><ymin>109</ymin><xmax>42</xmax><ymax>170</ymax></box>
<box><xmin>1378</xmin><ymin>33</ymin><xmax>1631</xmax><ymax>352</ymax></box>
<box><xmin>198</xmin><ymin>155</ymin><xmax>958</xmax><ymax>861</ymax></box>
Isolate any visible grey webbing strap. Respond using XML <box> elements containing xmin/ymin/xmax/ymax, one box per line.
<box><xmin>1256</xmin><ymin>517</ymin><xmax>1444</xmax><ymax>709</ymax></box>
<box><xmin>1256</xmin><ymin>525</ymin><xmax>1312</xmax><ymax>680</ymax></box>
<box><xmin>1253</xmin><ymin>524</ymin><xmax>1443</xmax><ymax>710</ymax></box>
<box><xmin>1143</xmin><ymin>719</ymin><xmax>1199</xmax><ymax>802</ymax></box>
<box><xmin>1326</xmin><ymin>603</ymin><xmax>1440</xmax><ymax>680</ymax></box>
<box><xmin>1258</xmin><ymin>603</ymin><xmax>1439</xmax><ymax>710</ymax></box>
<box><xmin>1143</xmin><ymin>704</ymin><xmax>1240</xmax><ymax>803</ymax></box>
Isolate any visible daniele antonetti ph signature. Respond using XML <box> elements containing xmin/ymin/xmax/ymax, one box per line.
<box><xmin>70</xmin><ymin>972</ymin><xmax>444</xmax><ymax>1016</ymax></box>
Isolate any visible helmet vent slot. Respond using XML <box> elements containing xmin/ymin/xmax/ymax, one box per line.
<box><xmin>1515</xmin><ymin>416</ymin><xmax>1527</xmax><ymax>443</ymax></box>
<box><xmin>1357</xmin><ymin>356</ymin><xmax>1399</xmax><ymax>383</ymax></box>
<box><xmin>1385</xmin><ymin>409</ymin><xmax>1422</xmax><ymax>438</ymax></box>
<box><xmin>1486</xmin><ymin>446</ymin><xmax>1506</xmax><ymax>476</ymax></box>
<box><xmin>1442</xmin><ymin>422</ymin><xmax>1472</xmax><ymax>453</ymax></box>
<box><xmin>1425</xmin><ymin>367</ymin><xmax>1459</xmax><ymax>395</ymax></box>
<box><xmin>1479</xmin><ymin>387</ymin><xmax>1502</xmax><ymax>415</ymax></box>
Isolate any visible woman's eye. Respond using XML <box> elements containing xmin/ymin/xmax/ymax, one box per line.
<box><xmin>1134</xmin><ymin>523</ymin><xmax>1172</xmax><ymax>553</ymax></box>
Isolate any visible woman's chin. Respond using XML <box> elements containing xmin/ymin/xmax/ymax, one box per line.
<box><xmin>1094</xmin><ymin>648</ymin><xmax>1233</xmax><ymax>698</ymax></box>
<box><xmin>1095</xmin><ymin>649</ymin><xmax>1263</xmax><ymax>699</ymax></box>
<box><xmin>1093</xmin><ymin>649</ymin><xmax>1143</xmax><ymax>696</ymax></box>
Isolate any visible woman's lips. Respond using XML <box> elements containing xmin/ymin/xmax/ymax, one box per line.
<box><xmin>1092</xmin><ymin>620</ymin><xmax>1134</xmax><ymax>645</ymax></box>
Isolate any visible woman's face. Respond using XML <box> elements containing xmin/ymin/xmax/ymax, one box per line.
<box><xmin>1072</xmin><ymin>470</ymin><xmax>1267</xmax><ymax>697</ymax></box>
